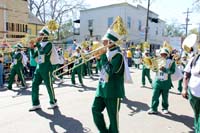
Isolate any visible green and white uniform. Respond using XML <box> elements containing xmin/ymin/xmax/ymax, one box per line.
<box><xmin>184</xmin><ymin>55</ymin><xmax>200</xmax><ymax>133</ymax></box>
<box><xmin>142</xmin><ymin>56</ymin><xmax>152</xmax><ymax>86</ymax></box>
<box><xmin>71</xmin><ymin>53</ymin><xmax>83</xmax><ymax>85</ymax></box>
<box><xmin>150</xmin><ymin>58</ymin><xmax>175</xmax><ymax>112</ymax></box>
<box><xmin>8</xmin><ymin>51</ymin><xmax>26</xmax><ymax>89</ymax></box>
<box><xmin>31</xmin><ymin>41</ymin><xmax>57</xmax><ymax>106</ymax></box>
<box><xmin>92</xmin><ymin>47</ymin><xmax>125</xmax><ymax>133</ymax></box>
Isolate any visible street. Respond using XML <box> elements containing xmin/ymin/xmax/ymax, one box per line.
<box><xmin>0</xmin><ymin>67</ymin><xmax>194</xmax><ymax>133</ymax></box>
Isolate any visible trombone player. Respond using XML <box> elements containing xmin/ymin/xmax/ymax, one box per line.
<box><xmin>141</xmin><ymin>50</ymin><xmax>152</xmax><ymax>88</ymax></box>
<box><xmin>91</xmin><ymin>28</ymin><xmax>125</xmax><ymax>133</ymax></box>
<box><xmin>71</xmin><ymin>46</ymin><xmax>84</xmax><ymax>86</ymax></box>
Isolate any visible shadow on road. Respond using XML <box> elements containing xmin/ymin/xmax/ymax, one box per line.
<box><xmin>36</xmin><ymin>108</ymin><xmax>91</xmax><ymax>133</ymax></box>
<box><xmin>78</xmin><ymin>85</ymin><xmax>96</xmax><ymax>92</ymax></box>
<box><xmin>122</xmin><ymin>97</ymin><xmax>149</xmax><ymax>116</ymax></box>
<box><xmin>157</xmin><ymin>111</ymin><xmax>194</xmax><ymax>132</ymax></box>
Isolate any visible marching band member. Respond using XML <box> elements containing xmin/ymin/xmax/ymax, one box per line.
<box><xmin>182</xmin><ymin>53</ymin><xmax>200</xmax><ymax>133</ymax></box>
<box><xmin>133</xmin><ymin>46</ymin><xmax>142</xmax><ymax>69</ymax></box>
<box><xmin>175</xmin><ymin>54</ymin><xmax>186</xmax><ymax>94</ymax></box>
<box><xmin>7</xmin><ymin>44</ymin><xmax>27</xmax><ymax>90</ymax></box>
<box><xmin>92</xmin><ymin>28</ymin><xmax>125</xmax><ymax>133</ymax></box>
<box><xmin>148</xmin><ymin>48</ymin><xmax>175</xmax><ymax>114</ymax></box>
<box><xmin>141</xmin><ymin>50</ymin><xmax>152</xmax><ymax>88</ymax></box>
<box><xmin>71</xmin><ymin>46</ymin><xmax>84</xmax><ymax>86</ymax></box>
<box><xmin>29</xmin><ymin>27</ymin><xmax>57</xmax><ymax>111</ymax></box>
<box><xmin>57</xmin><ymin>48</ymin><xmax>65</xmax><ymax>83</ymax></box>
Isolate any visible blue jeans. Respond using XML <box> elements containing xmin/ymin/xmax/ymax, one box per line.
<box><xmin>0</xmin><ymin>63</ymin><xmax>3</xmax><ymax>87</ymax></box>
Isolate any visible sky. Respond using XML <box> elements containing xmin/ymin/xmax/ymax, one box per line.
<box><xmin>84</xmin><ymin>0</ymin><xmax>200</xmax><ymax>30</ymax></box>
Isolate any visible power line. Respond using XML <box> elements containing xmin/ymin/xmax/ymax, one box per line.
<box><xmin>182</xmin><ymin>8</ymin><xmax>192</xmax><ymax>36</ymax></box>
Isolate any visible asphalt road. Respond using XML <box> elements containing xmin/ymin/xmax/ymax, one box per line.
<box><xmin>0</xmin><ymin>67</ymin><xmax>194</xmax><ymax>133</ymax></box>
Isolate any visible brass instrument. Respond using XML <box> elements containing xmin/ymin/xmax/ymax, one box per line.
<box><xmin>151</xmin><ymin>57</ymin><xmax>166</xmax><ymax>72</ymax></box>
<box><xmin>142</xmin><ymin>57</ymin><xmax>152</xmax><ymax>69</ymax></box>
<box><xmin>52</xmin><ymin>16</ymin><xmax>127</xmax><ymax>79</ymax></box>
<box><xmin>52</xmin><ymin>43</ymin><xmax>105</xmax><ymax>79</ymax></box>
<box><xmin>182</xmin><ymin>34</ymin><xmax>197</xmax><ymax>53</ymax></box>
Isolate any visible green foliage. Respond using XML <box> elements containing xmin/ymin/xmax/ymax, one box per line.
<box><xmin>164</xmin><ymin>24</ymin><xmax>184</xmax><ymax>37</ymax></box>
<box><xmin>59</xmin><ymin>19</ymin><xmax>73</xmax><ymax>40</ymax></box>
<box><xmin>189</xmin><ymin>28</ymin><xmax>198</xmax><ymax>35</ymax></box>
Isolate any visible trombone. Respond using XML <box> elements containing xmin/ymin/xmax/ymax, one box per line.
<box><xmin>52</xmin><ymin>43</ymin><xmax>107</xmax><ymax>79</ymax></box>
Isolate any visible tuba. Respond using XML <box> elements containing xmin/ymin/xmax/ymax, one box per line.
<box><xmin>150</xmin><ymin>57</ymin><xmax>166</xmax><ymax>72</ymax></box>
<box><xmin>182</xmin><ymin>34</ymin><xmax>197</xmax><ymax>53</ymax></box>
<box><xmin>142</xmin><ymin>56</ymin><xmax>152</xmax><ymax>69</ymax></box>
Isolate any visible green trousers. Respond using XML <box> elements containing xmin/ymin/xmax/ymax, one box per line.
<box><xmin>142</xmin><ymin>68</ymin><xmax>152</xmax><ymax>86</ymax></box>
<box><xmin>87</xmin><ymin>61</ymin><xmax>93</xmax><ymax>76</ymax></box>
<box><xmin>71</xmin><ymin>66</ymin><xmax>83</xmax><ymax>84</ymax></box>
<box><xmin>189</xmin><ymin>90</ymin><xmax>200</xmax><ymax>133</ymax></box>
<box><xmin>150</xmin><ymin>83</ymin><xmax>169</xmax><ymax>111</ymax></box>
<box><xmin>8</xmin><ymin>67</ymin><xmax>26</xmax><ymax>89</ymax></box>
<box><xmin>92</xmin><ymin>97</ymin><xmax>121</xmax><ymax>133</ymax></box>
<box><xmin>177</xmin><ymin>79</ymin><xmax>183</xmax><ymax>93</ymax></box>
<box><xmin>32</xmin><ymin>68</ymin><xmax>56</xmax><ymax>106</ymax></box>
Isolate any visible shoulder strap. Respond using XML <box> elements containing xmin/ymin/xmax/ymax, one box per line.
<box><xmin>115</xmin><ymin>53</ymin><xmax>124</xmax><ymax>74</ymax></box>
<box><xmin>190</xmin><ymin>54</ymin><xmax>200</xmax><ymax>68</ymax></box>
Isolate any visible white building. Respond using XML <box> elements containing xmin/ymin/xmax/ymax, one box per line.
<box><xmin>79</xmin><ymin>2</ymin><xmax>166</xmax><ymax>49</ymax></box>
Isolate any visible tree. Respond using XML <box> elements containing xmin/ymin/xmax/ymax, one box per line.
<box><xmin>192</xmin><ymin>0</ymin><xmax>200</xmax><ymax>11</ymax></box>
<box><xmin>59</xmin><ymin>19</ymin><xmax>73</xmax><ymax>40</ymax></box>
<box><xmin>189</xmin><ymin>28</ymin><xmax>198</xmax><ymax>35</ymax></box>
<box><xmin>28</xmin><ymin>0</ymin><xmax>86</xmax><ymax>39</ymax></box>
<box><xmin>164</xmin><ymin>23</ymin><xmax>185</xmax><ymax>37</ymax></box>
<box><xmin>28</xmin><ymin>0</ymin><xmax>86</xmax><ymax>24</ymax></box>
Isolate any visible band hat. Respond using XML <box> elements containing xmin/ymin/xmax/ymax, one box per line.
<box><xmin>102</xmin><ymin>28</ymin><xmax>120</xmax><ymax>42</ymax></box>
<box><xmin>160</xmin><ymin>48</ymin><xmax>169</xmax><ymax>55</ymax></box>
<box><xmin>181</xmin><ymin>52</ymin><xmax>188</xmax><ymax>58</ymax></box>
<box><xmin>144</xmin><ymin>50</ymin><xmax>150</xmax><ymax>54</ymax></box>
<box><xmin>39</xmin><ymin>26</ymin><xmax>50</xmax><ymax>36</ymax></box>
<box><xmin>16</xmin><ymin>43</ymin><xmax>23</xmax><ymax>48</ymax></box>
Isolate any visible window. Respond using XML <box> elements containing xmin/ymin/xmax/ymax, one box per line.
<box><xmin>138</xmin><ymin>20</ymin><xmax>142</xmax><ymax>31</ymax></box>
<box><xmin>88</xmin><ymin>19</ymin><xmax>93</xmax><ymax>29</ymax></box>
<box><xmin>107</xmin><ymin>17</ymin><xmax>113</xmax><ymax>28</ymax></box>
<box><xmin>155</xmin><ymin>27</ymin><xmax>158</xmax><ymax>35</ymax></box>
<box><xmin>6</xmin><ymin>22</ymin><xmax>8</xmax><ymax>31</ymax></box>
<box><xmin>127</xmin><ymin>16</ymin><xmax>131</xmax><ymax>29</ymax></box>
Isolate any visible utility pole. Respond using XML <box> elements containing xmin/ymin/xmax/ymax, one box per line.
<box><xmin>183</xmin><ymin>8</ymin><xmax>192</xmax><ymax>36</ymax></box>
<box><xmin>145</xmin><ymin>0</ymin><xmax>150</xmax><ymax>41</ymax></box>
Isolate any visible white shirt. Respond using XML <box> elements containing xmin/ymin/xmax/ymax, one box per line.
<box><xmin>184</xmin><ymin>56</ymin><xmax>200</xmax><ymax>97</ymax></box>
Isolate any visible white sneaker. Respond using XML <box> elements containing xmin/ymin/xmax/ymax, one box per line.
<box><xmin>162</xmin><ymin>110</ymin><xmax>169</xmax><ymax>114</ymax></box>
<box><xmin>48</xmin><ymin>102</ymin><xmax>58</xmax><ymax>109</ymax></box>
<box><xmin>147</xmin><ymin>109</ymin><xmax>158</xmax><ymax>114</ymax></box>
<box><xmin>29</xmin><ymin>105</ymin><xmax>41</xmax><ymax>112</ymax></box>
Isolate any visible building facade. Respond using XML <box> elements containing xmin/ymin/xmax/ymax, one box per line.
<box><xmin>79</xmin><ymin>2</ymin><xmax>166</xmax><ymax>48</ymax></box>
<box><xmin>28</xmin><ymin>12</ymin><xmax>44</xmax><ymax>36</ymax></box>
<box><xmin>0</xmin><ymin>0</ymin><xmax>28</xmax><ymax>44</ymax></box>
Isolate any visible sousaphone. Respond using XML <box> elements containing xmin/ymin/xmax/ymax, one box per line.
<box><xmin>182</xmin><ymin>34</ymin><xmax>197</xmax><ymax>53</ymax></box>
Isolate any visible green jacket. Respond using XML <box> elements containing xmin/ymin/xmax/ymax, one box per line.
<box><xmin>31</xmin><ymin>41</ymin><xmax>52</xmax><ymax>71</ymax></box>
<box><xmin>152</xmin><ymin>59</ymin><xmax>176</xmax><ymax>90</ymax></box>
<box><xmin>12</xmin><ymin>51</ymin><xmax>23</xmax><ymax>69</ymax></box>
<box><xmin>96</xmin><ymin>48</ymin><xmax>125</xmax><ymax>98</ymax></box>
